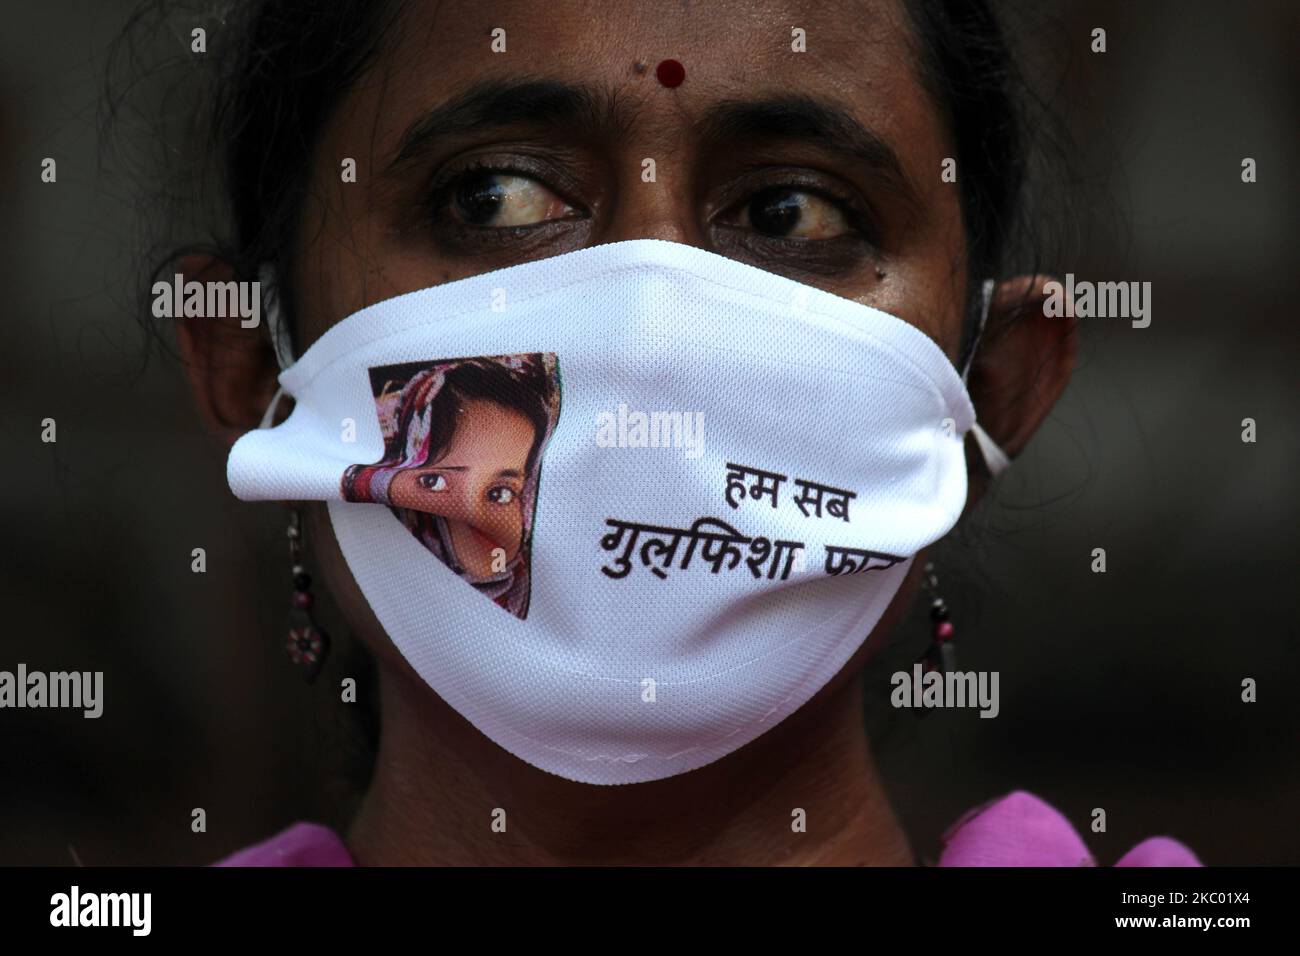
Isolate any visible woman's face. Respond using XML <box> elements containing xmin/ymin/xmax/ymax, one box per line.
<box><xmin>287</xmin><ymin>0</ymin><xmax>997</xmax><ymax>681</ymax></box>
<box><xmin>386</xmin><ymin>397</ymin><xmax>534</xmax><ymax>578</ymax></box>
<box><xmin>291</xmin><ymin>0</ymin><xmax>968</xmax><ymax>356</ymax></box>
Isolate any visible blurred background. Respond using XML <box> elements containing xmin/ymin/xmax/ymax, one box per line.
<box><xmin>1</xmin><ymin>0</ymin><xmax>1295</xmax><ymax>865</ymax></box>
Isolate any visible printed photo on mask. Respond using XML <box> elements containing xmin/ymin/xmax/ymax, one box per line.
<box><xmin>340</xmin><ymin>353</ymin><xmax>561</xmax><ymax>620</ymax></box>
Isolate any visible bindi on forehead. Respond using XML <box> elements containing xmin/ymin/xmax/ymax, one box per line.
<box><xmin>366</xmin><ymin>0</ymin><xmax>929</xmax><ymax>142</ymax></box>
<box><xmin>386</xmin><ymin>0</ymin><xmax>911</xmax><ymax>88</ymax></box>
<box><xmin>655</xmin><ymin>59</ymin><xmax>685</xmax><ymax>88</ymax></box>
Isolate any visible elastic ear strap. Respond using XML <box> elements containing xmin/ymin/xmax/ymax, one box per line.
<box><xmin>964</xmin><ymin>278</ymin><xmax>1011</xmax><ymax>477</ymax></box>
<box><xmin>961</xmin><ymin>278</ymin><xmax>997</xmax><ymax>384</ymax></box>
<box><xmin>971</xmin><ymin>422</ymin><xmax>1011</xmax><ymax>476</ymax></box>
<box><xmin>260</xmin><ymin>263</ymin><xmax>295</xmax><ymax>372</ymax></box>
<box><xmin>258</xmin><ymin>387</ymin><xmax>288</xmax><ymax>429</ymax></box>
<box><xmin>258</xmin><ymin>263</ymin><xmax>294</xmax><ymax>428</ymax></box>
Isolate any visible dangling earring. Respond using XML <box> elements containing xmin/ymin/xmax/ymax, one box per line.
<box><xmin>286</xmin><ymin>509</ymin><xmax>330</xmax><ymax>682</ymax></box>
<box><xmin>916</xmin><ymin>561</ymin><xmax>956</xmax><ymax>675</ymax></box>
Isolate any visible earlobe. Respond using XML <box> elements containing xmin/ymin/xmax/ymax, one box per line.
<box><xmin>965</xmin><ymin>273</ymin><xmax>1078</xmax><ymax>464</ymax></box>
<box><xmin>172</xmin><ymin>254</ymin><xmax>284</xmax><ymax>447</ymax></box>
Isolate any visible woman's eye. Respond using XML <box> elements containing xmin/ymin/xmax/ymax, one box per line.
<box><xmin>418</xmin><ymin>473</ymin><xmax>448</xmax><ymax>492</ymax></box>
<box><xmin>486</xmin><ymin>486</ymin><xmax>516</xmax><ymax>505</ymax></box>
<box><xmin>452</xmin><ymin>170</ymin><xmax>576</xmax><ymax>228</ymax></box>
<box><xmin>732</xmin><ymin>187</ymin><xmax>853</xmax><ymax>240</ymax></box>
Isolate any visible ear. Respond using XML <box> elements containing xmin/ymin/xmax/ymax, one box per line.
<box><xmin>965</xmin><ymin>274</ymin><xmax>1078</xmax><ymax>468</ymax></box>
<box><xmin>172</xmin><ymin>254</ymin><xmax>284</xmax><ymax>447</ymax></box>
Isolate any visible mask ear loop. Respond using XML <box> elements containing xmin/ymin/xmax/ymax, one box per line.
<box><xmin>258</xmin><ymin>263</ymin><xmax>295</xmax><ymax>429</ymax></box>
<box><xmin>962</xmin><ymin>279</ymin><xmax>1012</xmax><ymax>477</ymax></box>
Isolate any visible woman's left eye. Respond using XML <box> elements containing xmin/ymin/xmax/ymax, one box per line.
<box><xmin>728</xmin><ymin>187</ymin><xmax>854</xmax><ymax>240</ymax></box>
<box><xmin>486</xmin><ymin>486</ymin><xmax>516</xmax><ymax>505</ymax></box>
<box><xmin>451</xmin><ymin>170</ymin><xmax>576</xmax><ymax>228</ymax></box>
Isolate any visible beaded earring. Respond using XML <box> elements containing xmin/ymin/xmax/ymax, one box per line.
<box><xmin>916</xmin><ymin>561</ymin><xmax>956</xmax><ymax>676</ymax></box>
<box><xmin>285</xmin><ymin>509</ymin><xmax>330</xmax><ymax>682</ymax></box>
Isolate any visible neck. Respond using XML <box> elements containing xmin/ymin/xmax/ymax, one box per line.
<box><xmin>345</xmin><ymin>664</ymin><xmax>914</xmax><ymax>866</ymax></box>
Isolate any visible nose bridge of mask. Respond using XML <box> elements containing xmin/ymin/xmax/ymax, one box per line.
<box><xmin>254</xmin><ymin>253</ymin><xmax>1011</xmax><ymax>475</ymax></box>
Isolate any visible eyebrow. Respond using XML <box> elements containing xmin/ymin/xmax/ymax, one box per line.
<box><xmin>428</xmin><ymin>465</ymin><xmax>524</xmax><ymax>479</ymax></box>
<box><xmin>385</xmin><ymin>77</ymin><xmax>624</xmax><ymax>173</ymax></box>
<box><xmin>695</xmin><ymin>96</ymin><xmax>917</xmax><ymax>201</ymax></box>
<box><xmin>384</xmin><ymin>78</ymin><xmax>914</xmax><ymax>199</ymax></box>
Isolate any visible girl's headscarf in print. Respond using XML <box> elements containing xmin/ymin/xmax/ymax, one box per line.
<box><xmin>347</xmin><ymin>363</ymin><xmax>453</xmax><ymax>507</ymax></box>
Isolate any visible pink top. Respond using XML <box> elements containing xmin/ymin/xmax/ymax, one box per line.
<box><xmin>212</xmin><ymin>790</ymin><xmax>1201</xmax><ymax>867</ymax></box>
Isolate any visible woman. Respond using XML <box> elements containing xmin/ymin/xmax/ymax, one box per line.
<box><xmin>161</xmin><ymin>0</ymin><xmax>1199</xmax><ymax>865</ymax></box>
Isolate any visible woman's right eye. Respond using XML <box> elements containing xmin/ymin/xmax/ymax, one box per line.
<box><xmin>451</xmin><ymin>170</ymin><xmax>577</xmax><ymax>228</ymax></box>
<box><xmin>730</xmin><ymin>187</ymin><xmax>855</xmax><ymax>240</ymax></box>
<box><xmin>418</xmin><ymin>473</ymin><xmax>448</xmax><ymax>492</ymax></box>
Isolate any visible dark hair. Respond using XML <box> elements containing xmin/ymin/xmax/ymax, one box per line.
<box><xmin>902</xmin><ymin>0</ymin><xmax>1029</xmax><ymax>367</ymax></box>
<box><xmin>212</xmin><ymin>0</ymin><xmax>404</xmax><ymax>344</ymax></box>
<box><xmin>110</xmin><ymin>0</ymin><xmax>407</xmax><ymax>353</ymax></box>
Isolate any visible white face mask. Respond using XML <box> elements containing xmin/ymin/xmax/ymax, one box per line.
<box><xmin>229</xmin><ymin>239</ymin><xmax>1008</xmax><ymax>785</ymax></box>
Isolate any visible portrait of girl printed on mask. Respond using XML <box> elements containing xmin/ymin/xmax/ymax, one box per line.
<box><xmin>340</xmin><ymin>355</ymin><xmax>560</xmax><ymax>620</ymax></box>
